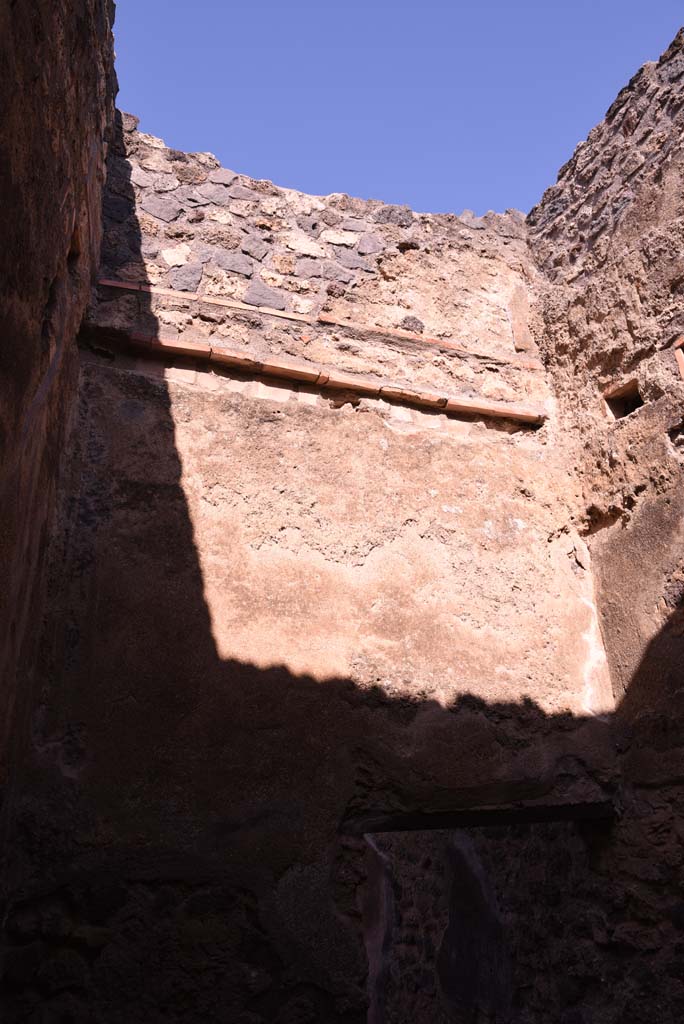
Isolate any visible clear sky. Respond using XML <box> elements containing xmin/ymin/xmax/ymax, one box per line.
<box><xmin>114</xmin><ymin>1</ymin><xmax>683</xmax><ymax>215</ymax></box>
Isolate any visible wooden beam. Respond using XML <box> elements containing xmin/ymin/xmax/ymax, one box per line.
<box><xmin>340</xmin><ymin>800</ymin><xmax>616</xmax><ymax>835</ymax></box>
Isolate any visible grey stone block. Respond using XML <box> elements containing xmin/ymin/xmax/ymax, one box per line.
<box><xmin>340</xmin><ymin>218</ymin><xmax>368</xmax><ymax>232</ymax></box>
<box><xmin>297</xmin><ymin>213</ymin><xmax>323</xmax><ymax>235</ymax></box>
<box><xmin>295</xmin><ymin>258</ymin><xmax>324</xmax><ymax>278</ymax></box>
<box><xmin>321</xmin><ymin>261</ymin><xmax>354</xmax><ymax>284</ymax></box>
<box><xmin>140</xmin><ymin>194</ymin><xmax>183</xmax><ymax>222</ymax></box>
<box><xmin>130</xmin><ymin>164</ymin><xmax>155</xmax><ymax>188</ymax></box>
<box><xmin>141</xmin><ymin>239</ymin><xmax>160</xmax><ymax>259</ymax></box>
<box><xmin>209</xmin><ymin>167</ymin><xmax>238</xmax><ymax>185</ymax></box>
<box><xmin>243</xmin><ymin>280</ymin><xmax>287</xmax><ymax>310</ymax></box>
<box><xmin>169</xmin><ymin>262</ymin><xmax>203</xmax><ymax>292</ymax></box>
<box><xmin>228</xmin><ymin>184</ymin><xmax>256</xmax><ymax>201</ymax></box>
<box><xmin>196</xmin><ymin>182</ymin><xmax>233</xmax><ymax>205</ymax></box>
<box><xmin>214</xmin><ymin>250</ymin><xmax>253</xmax><ymax>277</ymax></box>
<box><xmin>357</xmin><ymin>233</ymin><xmax>384</xmax><ymax>255</ymax></box>
<box><xmin>177</xmin><ymin>186</ymin><xmax>211</xmax><ymax>208</ymax></box>
<box><xmin>333</xmin><ymin>247</ymin><xmax>371</xmax><ymax>271</ymax></box>
<box><xmin>241</xmin><ymin>235</ymin><xmax>269</xmax><ymax>261</ymax></box>
<box><xmin>374</xmin><ymin>204</ymin><xmax>413</xmax><ymax>227</ymax></box>
<box><xmin>195</xmin><ymin>243</ymin><xmax>253</xmax><ymax>276</ymax></box>
<box><xmin>153</xmin><ymin>174</ymin><xmax>180</xmax><ymax>193</ymax></box>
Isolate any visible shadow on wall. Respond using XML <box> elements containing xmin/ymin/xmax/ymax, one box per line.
<box><xmin>2</xmin><ymin>112</ymin><xmax>684</xmax><ymax>1024</ymax></box>
<box><xmin>619</xmin><ymin>603</ymin><xmax>684</xmax><ymax>722</ymax></box>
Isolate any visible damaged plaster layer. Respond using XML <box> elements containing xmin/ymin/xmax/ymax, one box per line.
<box><xmin>80</xmin><ymin>122</ymin><xmax>605</xmax><ymax>716</ymax></box>
<box><xmin>163</xmin><ymin>369</ymin><xmax>600</xmax><ymax>711</ymax></box>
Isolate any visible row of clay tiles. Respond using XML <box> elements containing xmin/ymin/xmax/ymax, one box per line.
<box><xmin>91</xmin><ymin>329</ymin><xmax>547</xmax><ymax>425</ymax></box>
<box><xmin>88</xmin><ymin>309</ymin><xmax>548</xmax><ymax>428</ymax></box>
<box><xmin>97</xmin><ymin>279</ymin><xmax>544</xmax><ymax>371</ymax></box>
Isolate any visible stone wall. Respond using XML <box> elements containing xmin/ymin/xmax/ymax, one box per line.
<box><xmin>77</xmin><ymin>115</ymin><xmax>605</xmax><ymax>718</ymax></box>
<box><xmin>0</xmin><ymin>2</ymin><xmax>116</xmax><ymax>820</ymax></box>
<box><xmin>3</xmin><ymin>13</ymin><xmax>684</xmax><ymax>1023</ymax></box>
<box><xmin>0</xmin><ymin>89</ymin><xmax>620</xmax><ymax>1024</ymax></box>
<box><xmin>522</xmin><ymin>30</ymin><xmax>684</xmax><ymax>1024</ymax></box>
<box><xmin>529</xmin><ymin>29</ymin><xmax>684</xmax><ymax>710</ymax></box>
<box><xmin>92</xmin><ymin>113</ymin><xmax>548</xmax><ymax>417</ymax></box>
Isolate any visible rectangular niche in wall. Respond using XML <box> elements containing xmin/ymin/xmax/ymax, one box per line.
<box><xmin>604</xmin><ymin>379</ymin><xmax>644</xmax><ymax>420</ymax></box>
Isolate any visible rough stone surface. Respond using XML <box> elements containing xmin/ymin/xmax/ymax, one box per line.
<box><xmin>357</xmin><ymin>232</ymin><xmax>384</xmax><ymax>255</ymax></box>
<box><xmin>529</xmin><ymin>28</ymin><xmax>684</xmax><ymax>706</ymax></box>
<box><xmin>243</xmin><ymin>279</ymin><xmax>288</xmax><ymax>309</ymax></box>
<box><xmin>241</xmin><ymin>234</ymin><xmax>269</xmax><ymax>261</ymax></box>
<box><xmin>96</xmin><ymin>117</ymin><xmax>543</xmax><ymax>359</ymax></box>
<box><xmin>208</xmin><ymin>166</ymin><xmax>238</xmax><ymax>185</ymax></box>
<box><xmin>4</xmin><ymin>17</ymin><xmax>684</xmax><ymax>1024</ymax></box>
<box><xmin>140</xmin><ymin>192</ymin><xmax>182</xmax><ymax>222</ymax></box>
<box><xmin>399</xmin><ymin>315</ymin><xmax>425</xmax><ymax>333</ymax></box>
<box><xmin>169</xmin><ymin>261</ymin><xmax>203</xmax><ymax>292</ymax></box>
<box><xmin>0</xmin><ymin>0</ymin><xmax>116</xmax><ymax>829</ymax></box>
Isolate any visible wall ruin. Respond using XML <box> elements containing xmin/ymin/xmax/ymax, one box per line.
<box><xmin>1</xmin><ymin>11</ymin><xmax>683</xmax><ymax>1024</ymax></box>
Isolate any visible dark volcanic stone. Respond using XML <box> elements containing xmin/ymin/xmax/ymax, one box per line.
<box><xmin>177</xmin><ymin>186</ymin><xmax>211</xmax><ymax>208</ymax></box>
<box><xmin>197</xmin><ymin>245</ymin><xmax>253</xmax><ymax>277</ymax></box>
<box><xmin>357</xmin><ymin>233</ymin><xmax>384</xmax><ymax>255</ymax></box>
<box><xmin>241</xmin><ymin>235</ymin><xmax>269</xmax><ymax>261</ymax></box>
<box><xmin>297</xmin><ymin>213</ymin><xmax>323</xmax><ymax>236</ymax></box>
<box><xmin>399</xmin><ymin>315</ymin><xmax>425</xmax><ymax>333</ymax></box>
<box><xmin>374</xmin><ymin>204</ymin><xmax>414</xmax><ymax>227</ymax></box>
<box><xmin>333</xmin><ymin>247</ymin><xmax>371</xmax><ymax>271</ymax></box>
<box><xmin>140</xmin><ymin>193</ymin><xmax>182</xmax><ymax>222</ymax></box>
<box><xmin>215</xmin><ymin>251</ymin><xmax>253</xmax><ymax>277</ymax></box>
<box><xmin>228</xmin><ymin>184</ymin><xmax>256</xmax><ymax>201</ymax></box>
<box><xmin>243</xmin><ymin>280</ymin><xmax>287</xmax><ymax>310</ymax></box>
<box><xmin>296</xmin><ymin>258</ymin><xmax>323</xmax><ymax>278</ymax></box>
<box><xmin>169</xmin><ymin>262</ymin><xmax>203</xmax><ymax>292</ymax></box>
<box><xmin>321</xmin><ymin>261</ymin><xmax>354</xmax><ymax>284</ymax></box>
<box><xmin>209</xmin><ymin>167</ymin><xmax>238</xmax><ymax>185</ymax></box>
<box><xmin>196</xmin><ymin>182</ymin><xmax>233</xmax><ymax>205</ymax></box>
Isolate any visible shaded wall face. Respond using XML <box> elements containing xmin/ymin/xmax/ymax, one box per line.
<box><xmin>0</xmin><ymin>1</ymin><xmax>116</xmax><ymax>781</ymax></box>
<box><xmin>7</xmin><ymin>23</ymin><xmax>684</xmax><ymax>1023</ymax></box>
<box><xmin>6</xmin><ymin>335</ymin><xmax>621</xmax><ymax>1024</ymax></box>
<box><xmin>528</xmin><ymin>30</ymin><xmax>684</xmax><ymax>712</ymax></box>
<box><xmin>0</xmin><ymin>111</ymin><xmax>627</xmax><ymax>1022</ymax></box>
<box><xmin>38</xmin><ymin>359</ymin><xmax>610</xmax><ymax>841</ymax></box>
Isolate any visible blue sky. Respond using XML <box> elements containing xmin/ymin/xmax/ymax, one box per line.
<box><xmin>114</xmin><ymin>1</ymin><xmax>683</xmax><ymax>215</ymax></box>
